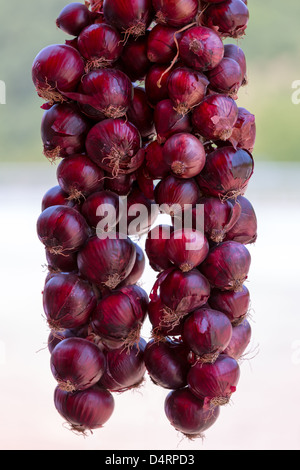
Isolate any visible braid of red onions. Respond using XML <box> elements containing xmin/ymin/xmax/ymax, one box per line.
<box><xmin>33</xmin><ymin>0</ymin><xmax>257</xmax><ymax>441</ymax></box>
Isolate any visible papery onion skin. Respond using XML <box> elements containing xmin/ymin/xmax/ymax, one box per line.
<box><xmin>144</xmin><ymin>338</ymin><xmax>190</xmax><ymax>389</ymax></box>
<box><xmin>126</xmin><ymin>87</ymin><xmax>155</xmax><ymax>139</ymax></box>
<box><xmin>37</xmin><ymin>205</ymin><xmax>89</xmax><ymax>255</ymax></box>
<box><xmin>56</xmin><ymin>3</ymin><xmax>92</xmax><ymax>36</ymax></box>
<box><xmin>46</xmin><ymin>249</ymin><xmax>78</xmax><ymax>274</ymax></box>
<box><xmin>148</xmin><ymin>297</ymin><xmax>185</xmax><ymax>337</ymax></box>
<box><xmin>77</xmin><ymin>234</ymin><xmax>136</xmax><ymax>290</ymax></box>
<box><xmin>77</xmin><ymin>23</ymin><xmax>123</xmax><ymax>70</ymax></box>
<box><xmin>119</xmin><ymin>243</ymin><xmax>146</xmax><ymax>287</ymax></box>
<box><xmin>85</xmin><ymin>118</ymin><xmax>142</xmax><ymax>176</ymax></box>
<box><xmin>41</xmin><ymin>103</ymin><xmax>90</xmax><ymax>160</ymax></box>
<box><xmin>145</xmin><ymin>64</ymin><xmax>172</xmax><ymax>106</ymax></box>
<box><xmin>224</xmin><ymin>44</ymin><xmax>247</xmax><ymax>84</ymax></box>
<box><xmin>117</xmin><ymin>34</ymin><xmax>152</xmax><ymax>82</ymax></box>
<box><xmin>42</xmin><ymin>272</ymin><xmax>97</xmax><ymax>330</ymax></box>
<box><xmin>209</xmin><ymin>285</ymin><xmax>250</xmax><ymax>325</ymax></box>
<box><xmin>179</xmin><ymin>26</ymin><xmax>224</xmax><ymax>72</ymax></box>
<box><xmin>145</xmin><ymin>225</ymin><xmax>174</xmax><ymax>272</ymax></box>
<box><xmin>200</xmin><ymin>241</ymin><xmax>251</xmax><ymax>292</ymax></box>
<box><xmin>192</xmin><ymin>94</ymin><xmax>238</xmax><ymax>142</ymax></box>
<box><xmin>152</xmin><ymin>0</ymin><xmax>198</xmax><ymax>27</ymax></box>
<box><xmin>154</xmin><ymin>175</ymin><xmax>201</xmax><ymax>216</ymax></box>
<box><xmin>223</xmin><ymin>318</ymin><xmax>252</xmax><ymax>360</ymax></box>
<box><xmin>225</xmin><ymin>196</ymin><xmax>258</xmax><ymax>245</ymax></box>
<box><xmin>229</xmin><ymin>107</ymin><xmax>256</xmax><ymax>153</ymax></box>
<box><xmin>41</xmin><ymin>185</ymin><xmax>69</xmax><ymax>211</ymax></box>
<box><xmin>163</xmin><ymin>132</ymin><xmax>206</xmax><ymax>179</ymax></box>
<box><xmin>167</xmin><ymin>67</ymin><xmax>209</xmax><ymax>116</ymax></box>
<box><xmin>147</xmin><ymin>24</ymin><xmax>180</xmax><ymax>64</ymax></box>
<box><xmin>207</xmin><ymin>57</ymin><xmax>243</xmax><ymax>99</ymax></box>
<box><xmin>144</xmin><ymin>140</ymin><xmax>170</xmax><ymax>180</ymax></box>
<box><xmin>99</xmin><ymin>338</ymin><xmax>146</xmax><ymax>392</ymax></box>
<box><xmin>164</xmin><ymin>388</ymin><xmax>220</xmax><ymax>438</ymax></box>
<box><xmin>182</xmin><ymin>307</ymin><xmax>233</xmax><ymax>362</ymax></box>
<box><xmin>165</xmin><ymin>229</ymin><xmax>209</xmax><ymax>272</ymax></box>
<box><xmin>81</xmin><ymin>190</ymin><xmax>124</xmax><ymax>232</ymax></box>
<box><xmin>202</xmin><ymin>0</ymin><xmax>249</xmax><ymax>39</ymax></box>
<box><xmin>154</xmin><ymin>99</ymin><xmax>192</xmax><ymax>144</ymax></box>
<box><xmin>50</xmin><ymin>337</ymin><xmax>107</xmax><ymax>392</ymax></box>
<box><xmin>32</xmin><ymin>44</ymin><xmax>85</xmax><ymax>102</ymax></box>
<box><xmin>54</xmin><ymin>385</ymin><xmax>114</xmax><ymax>433</ymax></box>
<box><xmin>56</xmin><ymin>154</ymin><xmax>105</xmax><ymax>200</ymax></box>
<box><xmin>103</xmin><ymin>0</ymin><xmax>153</xmax><ymax>38</ymax></box>
<box><xmin>48</xmin><ymin>329</ymin><xmax>75</xmax><ymax>354</ymax></box>
<box><xmin>104</xmin><ymin>172</ymin><xmax>136</xmax><ymax>196</ymax></box>
<box><xmin>64</xmin><ymin>68</ymin><xmax>133</xmax><ymax>120</ymax></box>
<box><xmin>196</xmin><ymin>146</ymin><xmax>254</xmax><ymax>199</ymax></box>
<box><xmin>91</xmin><ymin>285</ymin><xmax>148</xmax><ymax>349</ymax></box>
<box><xmin>187</xmin><ymin>353</ymin><xmax>241</xmax><ymax>404</ymax></box>
<box><xmin>160</xmin><ymin>268</ymin><xmax>211</xmax><ymax>318</ymax></box>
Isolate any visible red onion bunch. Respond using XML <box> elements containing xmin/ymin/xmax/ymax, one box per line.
<box><xmin>33</xmin><ymin>0</ymin><xmax>257</xmax><ymax>440</ymax></box>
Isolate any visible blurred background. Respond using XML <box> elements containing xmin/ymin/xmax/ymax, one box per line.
<box><xmin>0</xmin><ymin>0</ymin><xmax>300</xmax><ymax>450</ymax></box>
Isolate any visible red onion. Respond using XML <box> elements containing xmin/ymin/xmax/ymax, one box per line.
<box><xmin>164</xmin><ymin>388</ymin><xmax>220</xmax><ymax>439</ymax></box>
<box><xmin>229</xmin><ymin>107</ymin><xmax>256</xmax><ymax>152</ymax></box>
<box><xmin>202</xmin><ymin>0</ymin><xmax>249</xmax><ymax>39</ymax></box>
<box><xmin>166</xmin><ymin>229</ymin><xmax>209</xmax><ymax>272</ymax></box>
<box><xmin>56</xmin><ymin>3</ymin><xmax>91</xmax><ymax>36</ymax></box>
<box><xmin>119</xmin><ymin>243</ymin><xmax>146</xmax><ymax>287</ymax></box>
<box><xmin>48</xmin><ymin>329</ymin><xmax>75</xmax><ymax>354</ymax></box>
<box><xmin>145</xmin><ymin>225</ymin><xmax>174</xmax><ymax>272</ymax></box>
<box><xmin>192</xmin><ymin>94</ymin><xmax>238</xmax><ymax>142</ymax></box>
<box><xmin>179</xmin><ymin>26</ymin><xmax>224</xmax><ymax>72</ymax></box>
<box><xmin>150</xmin><ymin>267</ymin><xmax>175</xmax><ymax>302</ymax></box>
<box><xmin>147</xmin><ymin>24</ymin><xmax>180</xmax><ymax>64</ymax></box>
<box><xmin>32</xmin><ymin>44</ymin><xmax>85</xmax><ymax>104</ymax></box>
<box><xmin>209</xmin><ymin>285</ymin><xmax>250</xmax><ymax>325</ymax></box>
<box><xmin>145</xmin><ymin>64</ymin><xmax>172</xmax><ymax>106</ymax></box>
<box><xmin>64</xmin><ymin>68</ymin><xmax>133</xmax><ymax>120</ymax></box>
<box><xmin>154</xmin><ymin>175</ymin><xmax>201</xmax><ymax>216</ymax></box>
<box><xmin>41</xmin><ymin>185</ymin><xmax>69</xmax><ymax>211</ymax></box>
<box><xmin>43</xmin><ymin>272</ymin><xmax>97</xmax><ymax>331</ymax></box>
<box><xmin>190</xmin><ymin>196</ymin><xmax>242</xmax><ymax>243</ymax></box>
<box><xmin>183</xmin><ymin>307</ymin><xmax>232</xmax><ymax>363</ymax></box>
<box><xmin>46</xmin><ymin>248</ymin><xmax>78</xmax><ymax>274</ymax></box>
<box><xmin>117</xmin><ymin>34</ymin><xmax>151</xmax><ymax>82</ymax></box>
<box><xmin>91</xmin><ymin>285</ymin><xmax>148</xmax><ymax>349</ymax></box>
<box><xmin>200</xmin><ymin>241</ymin><xmax>251</xmax><ymax>292</ymax></box>
<box><xmin>54</xmin><ymin>385</ymin><xmax>114</xmax><ymax>434</ymax></box>
<box><xmin>148</xmin><ymin>297</ymin><xmax>185</xmax><ymax>338</ymax></box>
<box><xmin>121</xmin><ymin>185</ymin><xmax>159</xmax><ymax>237</ymax></box>
<box><xmin>207</xmin><ymin>57</ymin><xmax>243</xmax><ymax>99</ymax></box>
<box><xmin>99</xmin><ymin>338</ymin><xmax>146</xmax><ymax>392</ymax></box>
<box><xmin>144</xmin><ymin>338</ymin><xmax>190</xmax><ymax>389</ymax></box>
<box><xmin>85</xmin><ymin>118</ymin><xmax>143</xmax><ymax>176</ymax></box>
<box><xmin>50</xmin><ymin>337</ymin><xmax>106</xmax><ymax>392</ymax></box>
<box><xmin>41</xmin><ymin>103</ymin><xmax>90</xmax><ymax>161</ymax></box>
<box><xmin>196</xmin><ymin>146</ymin><xmax>254</xmax><ymax>200</ymax></box>
<box><xmin>37</xmin><ymin>205</ymin><xmax>89</xmax><ymax>255</ymax></box>
<box><xmin>104</xmin><ymin>172</ymin><xmax>136</xmax><ymax>196</ymax></box>
<box><xmin>154</xmin><ymin>99</ymin><xmax>192</xmax><ymax>144</ymax></box>
<box><xmin>126</xmin><ymin>87</ymin><xmax>155</xmax><ymax>139</ymax></box>
<box><xmin>152</xmin><ymin>0</ymin><xmax>198</xmax><ymax>27</ymax></box>
<box><xmin>223</xmin><ymin>318</ymin><xmax>252</xmax><ymax>360</ymax></box>
<box><xmin>225</xmin><ymin>196</ymin><xmax>257</xmax><ymax>245</ymax></box>
<box><xmin>144</xmin><ymin>140</ymin><xmax>170</xmax><ymax>179</ymax></box>
<box><xmin>77</xmin><ymin>234</ymin><xmax>136</xmax><ymax>290</ymax></box>
<box><xmin>103</xmin><ymin>0</ymin><xmax>153</xmax><ymax>38</ymax></box>
<box><xmin>163</xmin><ymin>132</ymin><xmax>206</xmax><ymax>178</ymax></box>
<box><xmin>56</xmin><ymin>154</ymin><xmax>105</xmax><ymax>200</ymax></box>
<box><xmin>167</xmin><ymin>67</ymin><xmax>209</xmax><ymax>115</ymax></box>
<box><xmin>159</xmin><ymin>268</ymin><xmax>211</xmax><ymax>329</ymax></box>
<box><xmin>135</xmin><ymin>164</ymin><xmax>155</xmax><ymax>201</ymax></box>
<box><xmin>188</xmin><ymin>353</ymin><xmax>240</xmax><ymax>406</ymax></box>
<box><xmin>81</xmin><ymin>190</ymin><xmax>124</xmax><ymax>232</ymax></box>
<box><xmin>224</xmin><ymin>44</ymin><xmax>247</xmax><ymax>85</ymax></box>
<box><xmin>78</xmin><ymin>23</ymin><xmax>123</xmax><ymax>71</ymax></box>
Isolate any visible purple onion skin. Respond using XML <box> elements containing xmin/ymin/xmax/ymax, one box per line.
<box><xmin>54</xmin><ymin>385</ymin><xmax>114</xmax><ymax>432</ymax></box>
<box><xmin>165</xmin><ymin>388</ymin><xmax>220</xmax><ymax>437</ymax></box>
<box><xmin>144</xmin><ymin>339</ymin><xmax>190</xmax><ymax>389</ymax></box>
<box><xmin>99</xmin><ymin>338</ymin><xmax>146</xmax><ymax>392</ymax></box>
<box><xmin>225</xmin><ymin>196</ymin><xmax>258</xmax><ymax>245</ymax></box>
<box><xmin>223</xmin><ymin>318</ymin><xmax>252</xmax><ymax>360</ymax></box>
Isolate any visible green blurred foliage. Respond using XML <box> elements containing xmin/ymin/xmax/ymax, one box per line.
<box><xmin>0</xmin><ymin>0</ymin><xmax>299</xmax><ymax>162</ymax></box>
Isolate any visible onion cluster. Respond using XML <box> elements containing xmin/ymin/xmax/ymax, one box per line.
<box><xmin>33</xmin><ymin>0</ymin><xmax>256</xmax><ymax>441</ymax></box>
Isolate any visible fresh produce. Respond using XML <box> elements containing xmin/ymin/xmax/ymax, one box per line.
<box><xmin>33</xmin><ymin>0</ymin><xmax>256</xmax><ymax>440</ymax></box>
